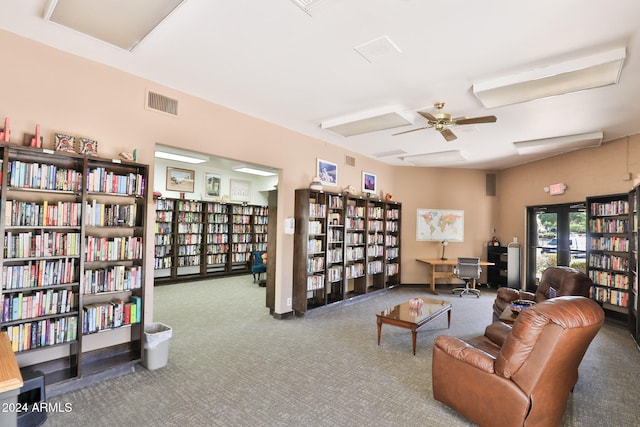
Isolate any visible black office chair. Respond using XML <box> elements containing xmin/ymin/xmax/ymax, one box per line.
<box><xmin>452</xmin><ymin>257</ymin><xmax>482</xmax><ymax>298</ymax></box>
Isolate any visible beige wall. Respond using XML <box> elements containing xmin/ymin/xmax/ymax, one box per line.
<box><xmin>497</xmin><ymin>134</ymin><xmax>640</xmax><ymax>287</ymax></box>
<box><xmin>2</xmin><ymin>29</ymin><xmax>636</xmax><ymax>317</ymax></box>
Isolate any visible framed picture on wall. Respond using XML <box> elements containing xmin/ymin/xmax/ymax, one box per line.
<box><xmin>166</xmin><ymin>167</ymin><xmax>195</xmax><ymax>192</ymax></box>
<box><xmin>316</xmin><ymin>158</ymin><xmax>337</xmax><ymax>186</ymax></box>
<box><xmin>230</xmin><ymin>179</ymin><xmax>251</xmax><ymax>202</ymax></box>
<box><xmin>204</xmin><ymin>172</ymin><xmax>221</xmax><ymax>199</ymax></box>
<box><xmin>362</xmin><ymin>171</ymin><xmax>376</xmax><ymax>194</ymax></box>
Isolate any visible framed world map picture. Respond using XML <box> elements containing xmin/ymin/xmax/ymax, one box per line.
<box><xmin>416</xmin><ymin>209</ymin><xmax>464</xmax><ymax>241</ymax></box>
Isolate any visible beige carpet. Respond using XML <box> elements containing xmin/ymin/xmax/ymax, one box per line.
<box><xmin>43</xmin><ymin>276</ymin><xmax>640</xmax><ymax>426</ymax></box>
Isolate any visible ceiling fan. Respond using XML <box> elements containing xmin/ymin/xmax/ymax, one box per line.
<box><xmin>393</xmin><ymin>102</ymin><xmax>497</xmax><ymax>141</ymax></box>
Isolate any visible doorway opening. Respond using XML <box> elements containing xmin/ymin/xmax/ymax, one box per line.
<box><xmin>526</xmin><ymin>202</ymin><xmax>586</xmax><ymax>291</ymax></box>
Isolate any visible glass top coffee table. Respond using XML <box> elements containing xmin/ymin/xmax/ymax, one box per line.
<box><xmin>376</xmin><ymin>297</ymin><xmax>452</xmax><ymax>355</ymax></box>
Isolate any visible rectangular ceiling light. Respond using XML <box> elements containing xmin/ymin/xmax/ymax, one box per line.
<box><xmin>290</xmin><ymin>0</ymin><xmax>325</xmax><ymax>15</ymax></box>
<box><xmin>473</xmin><ymin>48</ymin><xmax>626</xmax><ymax>108</ymax></box>
<box><xmin>400</xmin><ymin>150</ymin><xmax>467</xmax><ymax>166</ymax></box>
<box><xmin>513</xmin><ymin>131</ymin><xmax>603</xmax><ymax>155</ymax></box>
<box><xmin>44</xmin><ymin>0</ymin><xmax>186</xmax><ymax>51</ymax></box>
<box><xmin>155</xmin><ymin>149</ymin><xmax>209</xmax><ymax>164</ymax></box>
<box><xmin>321</xmin><ymin>107</ymin><xmax>412</xmax><ymax>137</ymax></box>
<box><xmin>233</xmin><ymin>166</ymin><xmax>277</xmax><ymax>177</ymax></box>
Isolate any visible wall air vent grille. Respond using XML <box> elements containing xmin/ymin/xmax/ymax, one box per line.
<box><xmin>345</xmin><ymin>155</ymin><xmax>356</xmax><ymax>167</ymax></box>
<box><xmin>147</xmin><ymin>91</ymin><xmax>178</xmax><ymax>116</ymax></box>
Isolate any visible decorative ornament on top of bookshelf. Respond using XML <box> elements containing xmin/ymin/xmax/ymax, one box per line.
<box><xmin>0</xmin><ymin>117</ymin><xmax>11</xmax><ymax>142</ymax></box>
<box><xmin>23</xmin><ymin>124</ymin><xmax>43</xmax><ymax>148</ymax></box>
<box><xmin>55</xmin><ymin>133</ymin><xmax>76</xmax><ymax>153</ymax></box>
<box><xmin>78</xmin><ymin>137</ymin><xmax>98</xmax><ymax>156</ymax></box>
<box><xmin>343</xmin><ymin>185</ymin><xmax>357</xmax><ymax>195</ymax></box>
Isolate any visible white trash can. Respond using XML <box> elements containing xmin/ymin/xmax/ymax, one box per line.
<box><xmin>143</xmin><ymin>323</ymin><xmax>172</xmax><ymax>370</ymax></box>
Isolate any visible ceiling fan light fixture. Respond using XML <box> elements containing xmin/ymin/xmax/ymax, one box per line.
<box><xmin>400</xmin><ymin>150</ymin><xmax>467</xmax><ymax>166</ymax></box>
<box><xmin>473</xmin><ymin>47</ymin><xmax>626</xmax><ymax>108</ymax></box>
<box><xmin>513</xmin><ymin>131</ymin><xmax>603</xmax><ymax>155</ymax></box>
<box><xmin>321</xmin><ymin>107</ymin><xmax>413</xmax><ymax>137</ymax></box>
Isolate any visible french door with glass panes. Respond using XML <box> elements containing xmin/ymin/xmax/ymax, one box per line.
<box><xmin>526</xmin><ymin>202</ymin><xmax>586</xmax><ymax>291</ymax></box>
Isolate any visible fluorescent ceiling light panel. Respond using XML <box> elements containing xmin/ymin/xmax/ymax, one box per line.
<box><xmin>233</xmin><ymin>167</ymin><xmax>277</xmax><ymax>177</ymax></box>
<box><xmin>400</xmin><ymin>150</ymin><xmax>467</xmax><ymax>166</ymax></box>
<box><xmin>155</xmin><ymin>150</ymin><xmax>209</xmax><ymax>164</ymax></box>
<box><xmin>44</xmin><ymin>0</ymin><xmax>186</xmax><ymax>51</ymax></box>
<box><xmin>473</xmin><ymin>48</ymin><xmax>626</xmax><ymax>108</ymax></box>
<box><xmin>321</xmin><ymin>107</ymin><xmax>412</xmax><ymax>137</ymax></box>
<box><xmin>513</xmin><ymin>131</ymin><xmax>603</xmax><ymax>155</ymax></box>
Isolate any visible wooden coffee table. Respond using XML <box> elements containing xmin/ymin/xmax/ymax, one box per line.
<box><xmin>376</xmin><ymin>297</ymin><xmax>452</xmax><ymax>355</ymax></box>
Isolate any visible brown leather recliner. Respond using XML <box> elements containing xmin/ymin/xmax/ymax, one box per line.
<box><xmin>492</xmin><ymin>266</ymin><xmax>592</xmax><ymax>321</ymax></box>
<box><xmin>433</xmin><ymin>296</ymin><xmax>604</xmax><ymax>427</ymax></box>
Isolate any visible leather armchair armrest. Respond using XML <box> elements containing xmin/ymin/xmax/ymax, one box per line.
<box><xmin>434</xmin><ymin>335</ymin><xmax>495</xmax><ymax>374</ymax></box>
<box><xmin>517</xmin><ymin>290</ymin><xmax>535</xmax><ymax>301</ymax></box>
<box><xmin>484</xmin><ymin>321</ymin><xmax>512</xmax><ymax>348</ymax></box>
<box><xmin>496</xmin><ymin>287</ymin><xmax>520</xmax><ymax>302</ymax></box>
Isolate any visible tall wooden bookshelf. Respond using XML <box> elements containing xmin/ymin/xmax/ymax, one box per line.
<box><xmin>0</xmin><ymin>143</ymin><xmax>148</xmax><ymax>385</ymax></box>
<box><xmin>293</xmin><ymin>189</ymin><xmax>401</xmax><ymax>315</ymax></box>
<box><xmin>628</xmin><ymin>186</ymin><xmax>639</xmax><ymax>346</ymax></box>
<box><xmin>153</xmin><ymin>198</ymin><xmax>268</xmax><ymax>284</ymax></box>
<box><xmin>586</xmin><ymin>193</ymin><xmax>630</xmax><ymax>318</ymax></box>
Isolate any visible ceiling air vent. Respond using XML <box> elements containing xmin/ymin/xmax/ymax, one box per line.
<box><xmin>345</xmin><ymin>155</ymin><xmax>356</xmax><ymax>167</ymax></box>
<box><xmin>147</xmin><ymin>91</ymin><xmax>178</xmax><ymax>116</ymax></box>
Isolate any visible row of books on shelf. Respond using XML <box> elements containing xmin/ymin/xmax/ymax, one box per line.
<box><xmin>385</xmin><ymin>235</ymin><xmax>399</xmax><ymax>245</ymax></box>
<box><xmin>155</xmin><ymin>199</ymin><xmax>174</xmax><ymax>210</ymax></box>
<box><xmin>177</xmin><ymin>246</ymin><xmax>199</xmax><ymax>256</ymax></box>
<box><xmin>592</xmin><ymin>287</ymin><xmax>629</xmax><ymax>307</ymax></box>
<box><xmin>2</xmin><ymin>288</ymin><xmax>74</xmax><ymax>322</ymax></box>
<box><xmin>177</xmin><ymin>255</ymin><xmax>200</xmax><ymax>266</ymax></box>
<box><xmin>86</xmin><ymin>168</ymin><xmax>145</xmax><ymax>196</ymax></box>
<box><xmin>6</xmin><ymin>315</ymin><xmax>78</xmax><ymax>352</ymax></box>
<box><xmin>328</xmin><ymin>228</ymin><xmax>342</xmax><ymax>243</ymax></box>
<box><xmin>3</xmin><ymin>258</ymin><xmax>77</xmax><ymax>289</ymax></box>
<box><xmin>82</xmin><ymin>265</ymin><xmax>141</xmax><ymax>295</ymax></box>
<box><xmin>386</xmin><ymin>221</ymin><xmax>399</xmax><ymax>232</ymax></box>
<box><xmin>232</xmin><ymin>214</ymin><xmax>252</xmax><ymax>224</ymax></box>
<box><xmin>307</xmin><ymin>256</ymin><xmax>324</xmax><ymax>273</ymax></box>
<box><xmin>7</xmin><ymin>161</ymin><xmax>82</xmax><ymax>192</ymax></box>
<box><xmin>367</xmin><ymin>206</ymin><xmax>384</xmax><ymax>219</ymax></box>
<box><xmin>386</xmin><ymin>209</ymin><xmax>400</xmax><ymax>220</ymax></box>
<box><xmin>368</xmin><ymin>220</ymin><xmax>384</xmax><ymax>232</ymax></box>
<box><xmin>208</xmin><ymin>224</ymin><xmax>229</xmax><ymax>233</ymax></box>
<box><xmin>386</xmin><ymin>248</ymin><xmax>399</xmax><ymax>259</ymax></box>
<box><xmin>85</xmin><ymin>236</ymin><xmax>143</xmax><ymax>262</ymax></box>
<box><xmin>367</xmin><ymin>245</ymin><xmax>384</xmax><ymax>257</ymax></box>
<box><xmin>206</xmin><ymin>243</ymin><xmax>229</xmax><ymax>253</ymax></box>
<box><xmin>345</xmin><ymin>218</ymin><xmax>364</xmax><ymax>229</ymax></box>
<box><xmin>154</xmin><ymin>246</ymin><xmax>170</xmax><ymax>257</ymax></box>
<box><xmin>589</xmin><ymin>236</ymin><xmax>629</xmax><ymax>252</ymax></box>
<box><xmin>386</xmin><ymin>263</ymin><xmax>399</xmax><ymax>276</ymax></box>
<box><xmin>5</xmin><ymin>200</ymin><xmax>81</xmax><ymax>227</ymax></box>
<box><xmin>155</xmin><ymin>257</ymin><xmax>172</xmax><ymax>269</ymax></box>
<box><xmin>176</xmin><ymin>201</ymin><xmax>202</xmax><ymax>212</ymax></box>
<box><xmin>346</xmin><ymin>232</ymin><xmax>364</xmax><ymax>245</ymax></box>
<box><xmin>231</xmin><ymin>233</ymin><xmax>253</xmax><ymax>243</ymax></box>
<box><xmin>309</xmin><ymin>203</ymin><xmax>326</xmax><ymax>218</ymax></box>
<box><xmin>155</xmin><ymin>223</ymin><xmax>172</xmax><ymax>234</ymax></box>
<box><xmin>588</xmin><ymin>270</ymin><xmax>629</xmax><ymax>289</ymax></box>
<box><xmin>207</xmin><ymin>213</ymin><xmax>229</xmax><ymax>223</ymax></box>
<box><xmin>590</xmin><ymin>200</ymin><xmax>629</xmax><ymax>216</ymax></box>
<box><xmin>346</xmin><ymin>263</ymin><xmax>365</xmax><ymax>279</ymax></box>
<box><xmin>308</xmin><ymin>238</ymin><xmax>323</xmax><ymax>253</ymax></box>
<box><xmin>367</xmin><ymin>260</ymin><xmax>383</xmax><ymax>274</ymax></box>
<box><xmin>85</xmin><ymin>201</ymin><xmax>137</xmax><ymax>227</ymax></box>
<box><xmin>206</xmin><ymin>254</ymin><xmax>227</xmax><ymax>265</ymax></box>
<box><xmin>308</xmin><ymin>220</ymin><xmax>323</xmax><ymax>235</ymax></box>
<box><xmin>588</xmin><ymin>218</ymin><xmax>629</xmax><ymax>234</ymax></box>
<box><xmin>177</xmin><ymin>222</ymin><xmax>203</xmax><ymax>233</ymax></box>
<box><xmin>306</xmin><ymin>274</ymin><xmax>324</xmax><ymax>291</ymax></box>
<box><xmin>327</xmin><ymin>266</ymin><xmax>342</xmax><ymax>282</ymax></box>
<box><xmin>82</xmin><ymin>296</ymin><xmax>141</xmax><ymax>334</ymax></box>
<box><xmin>368</xmin><ymin>234</ymin><xmax>384</xmax><ymax>244</ymax></box>
<box><xmin>177</xmin><ymin>234</ymin><xmax>201</xmax><ymax>245</ymax></box>
<box><xmin>5</xmin><ymin>231</ymin><xmax>81</xmax><ymax>258</ymax></box>
<box><xmin>232</xmin><ymin>224</ymin><xmax>252</xmax><ymax>233</ymax></box>
<box><xmin>346</xmin><ymin>247</ymin><xmax>365</xmax><ymax>261</ymax></box>
<box><xmin>588</xmin><ymin>254</ymin><xmax>629</xmax><ymax>271</ymax></box>
<box><xmin>346</xmin><ymin>205</ymin><xmax>365</xmax><ymax>217</ymax></box>
<box><xmin>155</xmin><ymin>234</ymin><xmax>172</xmax><ymax>245</ymax></box>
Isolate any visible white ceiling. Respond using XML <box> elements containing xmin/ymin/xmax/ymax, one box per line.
<box><xmin>2</xmin><ymin>0</ymin><xmax>640</xmax><ymax>169</ymax></box>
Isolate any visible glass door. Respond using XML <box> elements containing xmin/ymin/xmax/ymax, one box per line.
<box><xmin>526</xmin><ymin>203</ymin><xmax>586</xmax><ymax>291</ymax></box>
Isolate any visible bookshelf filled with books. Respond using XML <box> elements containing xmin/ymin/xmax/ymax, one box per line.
<box><xmin>586</xmin><ymin>193</ymin><xmax>630</xmax><ymax>317</ymax></box>
<box><xmin>628</xmin><ymin>186</ymin><xmax>639</xmax><ymax>345</ymax></box>
<box><xmin>0</xmin><ymin>142</ymin><xmax>148</xmax><ymax>385</ymax></box>
<box><xmin>292</xmin><ymin>188</ymin><xmax>401</xmax><ymax>315</ymax></box>
<box><xmin>153</xmin><ymin>197</ymin><xmax>268</xmax><ymax>283</ymax></box>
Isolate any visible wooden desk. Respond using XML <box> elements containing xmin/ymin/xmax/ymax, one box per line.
<box><xmin>416</xmin><ymin>258</ymin><xmax>495</xmax><ymax>294</ymax></box>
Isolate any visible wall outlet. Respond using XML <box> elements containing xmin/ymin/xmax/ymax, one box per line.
<box><xmin>286</xmin><ymin>297</ymin><xmax>292</xmax><ymax>307</ymax></box>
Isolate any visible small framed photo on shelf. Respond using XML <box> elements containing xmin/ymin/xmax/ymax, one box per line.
<box><xmin>78</xmin><ymin>138</ymin><xmax>98</xmax><ymax>156</ymax></box>
<box><xmin>362</xmin><ymin>171</ymin><xmax>377</xmax><ymax>194</ymax></box>
<box><xmin>54</xmin><ymin>133</ymin><xmax>76</xmax><ymax>153</ymax></box>
<box><xmin>166</xmin><ymin>167</ymin><xmax>195</xmax><ymax>193</ymax></box>
<box><xmin>204</xmin><ymin>172</ymin><xmax>221</xmax><ymax>199</ymax></box>
<box><xmin>230</xmin><ymin>179</ymin><xmax>251</xmax><ymax>202</ymax></box>
<box><xmin>317</xmin><ymin>158</ymin><xmax>338</xmax><ymax>187</ymax></box>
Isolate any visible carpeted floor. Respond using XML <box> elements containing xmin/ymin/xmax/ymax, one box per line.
<box><xmin>44</xmin><ymin>276</ymin><xmax>640</xmax><ymax>426</ymax></box>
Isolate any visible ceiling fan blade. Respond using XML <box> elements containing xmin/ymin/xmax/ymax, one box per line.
<box><xmin>454</xmin><ymin>115</ymin><xmax>497</xmax><ymax>125</ymax></box>
<box><xmin>417</xmin><ymin>111</ymin><xmax>437</xmax><ymax>122</ymax></box>
<box><xmin>440</xmin><ymin>128</ymin><xmax>457</xmax><ymax>141</ymax></box>
<box><xmin>392</xmin><ymin>126</ymin><xmax>430</xmax><ymax>136</ymax></box>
